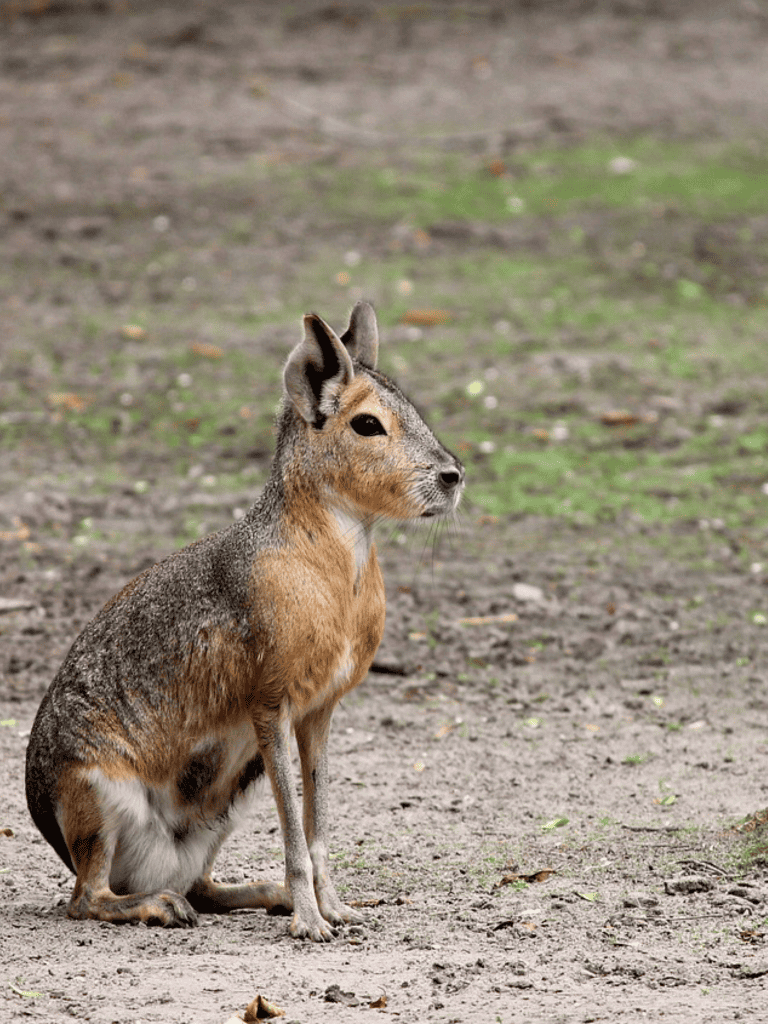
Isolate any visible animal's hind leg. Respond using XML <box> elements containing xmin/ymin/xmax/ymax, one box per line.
<box><xmin>186</xmin><ymin>806</ymin><xmax>292</xmax><ymax>916</ymax></box>
<box><xmin>60</xmin><ymin>768</ymin><xmax>197</xmax><ymax>927</ymax></box>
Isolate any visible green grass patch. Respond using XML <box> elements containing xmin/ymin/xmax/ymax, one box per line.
<box><xmin>245</xmin><ymin>136</ymin><xmax>768</xmax><ymax>226</ymax></box>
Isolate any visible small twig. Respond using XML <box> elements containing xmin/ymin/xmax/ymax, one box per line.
<box><xmin>601</xmin><ymin>939</ymin><xmax>669</xmax><ymax>961</ymax></box>
<box><xmin>617</xmin><ymin>913</ymin><xmax>743</xmax><ymax>925</ymax></box>
<box><xmin>676</xmin><ymin>858</ymin><xmax>729</xmax><ymax>876</ymax></box>
<box><xmin>620</xmin><ymin>824</ymin><xmax>684</xmax><ymax>833</ymax></box>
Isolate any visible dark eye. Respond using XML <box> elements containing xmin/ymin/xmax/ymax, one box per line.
<box><xmin>350</xmin><ymin>413</ymin><xmax>387</xmax><ymax>437</ymax></box>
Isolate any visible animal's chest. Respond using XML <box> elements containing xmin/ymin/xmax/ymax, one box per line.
<box><xmin>252</xmin><ymin>547</ymin><xmax>386</xmax><ymax>715</ymax></box>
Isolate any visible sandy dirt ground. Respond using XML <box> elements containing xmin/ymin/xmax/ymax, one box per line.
<box><xmin>2</xmin><ymin>3</ymin><xmax>768</xmax><ymax>1022</ymax></box>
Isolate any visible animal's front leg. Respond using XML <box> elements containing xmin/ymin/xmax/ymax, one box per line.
<box><xmin>295</xmin><ymin>708</ymin><xmax>364</xmax><ymax>927</ymax></box>
<box><xmin>257</xmin><ymin>709</ymin><xmax>334</xmax><ymax>941</ymax></box>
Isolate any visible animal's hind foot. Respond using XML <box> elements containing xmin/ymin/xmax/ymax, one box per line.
<box><xmin>188</xmin><ymin>877</ymin><xmax>292</xmax><ymax>915</ymax></box>
<box><xmin>316</xmin><ymin>883</ymin><xmax>364</xmax><ymax>927</ymax></box>
<box><xmin>320</xmin><ymin>900</ymin><xmax>364</xmax><ymax>927</ymax></box>
<box><xmin>68</xmin><ymin>888</ymin><xmax>198</xmax><ymax>927</ymax></box>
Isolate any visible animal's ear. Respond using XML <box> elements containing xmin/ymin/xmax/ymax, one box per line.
<box><xmin>340</xmin><ymin>300</ymin><xmax>379</xmax><ymax>370</ymax></box>
<box><xmin>284</xmin><ymin>313</ymin><xmax>355</xmax><ymax>426</ymax></box>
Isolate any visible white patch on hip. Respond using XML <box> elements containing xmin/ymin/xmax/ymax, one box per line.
<box><xmin>83</xmin><ymin>720</ymin><xmax>263</xmax><ymax>895</ymax></box>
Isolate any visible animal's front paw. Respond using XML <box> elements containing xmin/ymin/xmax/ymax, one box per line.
<box><xmin>289</xmin><ymin>910</ymin><xmax>337</xmax><ymax>942</ymax></box>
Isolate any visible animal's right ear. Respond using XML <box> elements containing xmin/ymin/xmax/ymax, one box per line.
<box><xmin>340</xmin><ymin>300</ymin><xmax>379</xmax><ymax>370</ymax></box>
<box><xmin>284</xmin><ymin>313</ymin><xmax>355</xmax><ymax>426</ymax></box>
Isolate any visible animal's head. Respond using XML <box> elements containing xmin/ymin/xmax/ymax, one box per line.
<box><xmin>282</xmin><ymin>301</ymin><xmax>464</xmax><ymax>522</ymax></box>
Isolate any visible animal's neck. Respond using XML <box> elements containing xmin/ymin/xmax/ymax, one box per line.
<box><xmin>327</xmin><ymin>504</ymin><xmax>375</xmax><ymax>581</ymax></box>
<box><xmin>264</xmin><ymin>466</ymin><xmax>376</xmax><ymax>587</ymax></box>
<box><xmin>256</xmin><ymin>407</ymin><xmax>378</xmax><ymax>584</ymax></box>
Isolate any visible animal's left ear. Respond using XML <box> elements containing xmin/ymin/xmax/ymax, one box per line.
<box><xmin>340</xmin><ymin>300</ymin><xmax>379</xmax><ymax>370</ymax></box>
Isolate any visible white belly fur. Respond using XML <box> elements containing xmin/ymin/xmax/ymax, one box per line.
<box><xmin>85</xmin><ymin>720</ymin><xmax>263</xmax><ymax>895</ymax></box>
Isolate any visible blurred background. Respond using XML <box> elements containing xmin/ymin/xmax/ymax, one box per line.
<box><xmin>1</xmin><ymin>0</ymin><xmax>768</xmax><ymax>591</ymax></box>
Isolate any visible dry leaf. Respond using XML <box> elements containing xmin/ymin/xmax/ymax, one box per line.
<box><xmin>369</xmin><ymin>994</ymin><xmax>388</xmax><ymax>1009</ymax></box>
<box><xmin>494</xmin><ymin>874</ymin><xmax>520</xmax><ymax>890</ymax></box>
<box><xmin>0</xmin><ymin>517</ymin><xmax>30</xmax><ymax>542</ymax></box>
<box><xmin>47</xmin><ymin>392</ymin><xmax>88</xmax><ymax>413</ymax></box>
<box><xmin>525</xmin><ymin>868</ymin><xmax>555</xmax><ymax>883</ymax></box>
<box><xmin>120</xmin><ymin>323</ymin><xmax>146</xmax><ymax>339</ymax></box>
<box><xmin>401</xmin><ymin>309</ymin><xmax>453</xmax><ymax>327</ymax></box>
<box><xmin>243</xmin><ymin>994</ymin><xmax>285</xmax><ymax>1021</ymax></box>
<box><xmin>494</xmin><ymin>868</ymin><xmax>554</xmax><ymax>889</ymax></box>
<box><xmin>600</xmin><ymin>410</ymin><xmax>639</xmax><ymax>426</ymax></box>
<box><xmin>191</xmin><ymin>341</ymin><xmax>223</xmax><ymax>359</ymax></box>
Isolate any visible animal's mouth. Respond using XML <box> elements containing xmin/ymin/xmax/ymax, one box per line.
<box><xmin>420</xmin><ymin>496</ymin><xmax>462</xmax><ymax>518</ymax></box>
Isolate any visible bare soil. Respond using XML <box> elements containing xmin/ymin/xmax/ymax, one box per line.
<box><xmin>2</xmin><ymin>3</ymin><xmax>768</xmax><ymax>1022</ymax></box>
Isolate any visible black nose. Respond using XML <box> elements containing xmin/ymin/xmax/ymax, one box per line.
<box><xmin>438</xmin><ymin>465</ymin><xmax>464</xmax><ymax>491</ymax></box>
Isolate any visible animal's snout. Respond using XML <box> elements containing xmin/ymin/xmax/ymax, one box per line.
<box><xmin>437</xmin><ymin>463</ymin><xmax>465</xmax><ymax>493</ymax></box>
